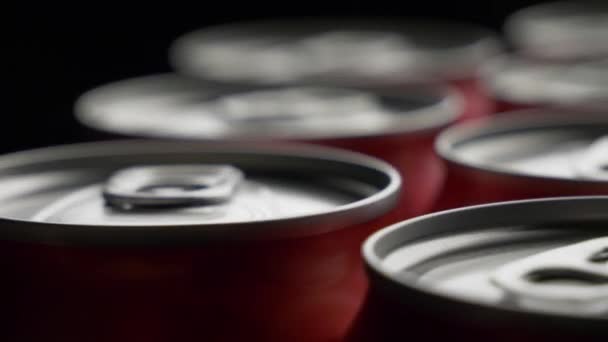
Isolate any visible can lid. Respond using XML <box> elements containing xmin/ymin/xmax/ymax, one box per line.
<box><xmin>75</xmin><ymin>74</ymin><xmax>461</xmax><ymax>140</ymax></box>
<box><xmin>170</xmin><ymin>18</ymin><xmax>501</xmax><ymax>84</ymax></box>
<box><xmin>481</xmin><ymin>55</ymin><xmax>608</xmax><ymax>108</ymax></box>
<box><xmin>364</xmin><ymin>196</ymin><xmax>608</xmax><ymax>320</ymax></box>
<box><xmin>0</xmin><ymin>141</ymin><xmax>400</xmax><ymax>244</ymax></box>
<box><xmin>436</xmin><ymin>110</ymin><xmax>608</xmax><ymax>183</ymax></box>
<box><xmin>492</xmin><ymin>237</ymin><xmax>608</xmax><ymax>315</ymax></box>
<box><xmin>505</xmin><ymin>1</ymin><xmax>608</xmax><ymax>60</ymax></box>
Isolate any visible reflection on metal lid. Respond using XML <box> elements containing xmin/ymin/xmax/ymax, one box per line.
<box><xmin>170</xmin><ymin>18</ymin><xmax>500</xmax><ymax>84</ymax></box>
<box><xmin>76</xmin><ymin>74</ymin><xmax>461</xmax><ymax>140</ymax></box>
<box><xmin>437</xmin><ymin>111</ymin><xmax>608</xmax><ymax>182</ymax></box>
<box><xmin>482</xmin><ymin>55</ymin><xmax>608</xmax><ymax>107</ymax></box>
<box><xmin>506</xmin><ymin>1</ymin><xmax>608</xmax><ymax>60</ymax></box>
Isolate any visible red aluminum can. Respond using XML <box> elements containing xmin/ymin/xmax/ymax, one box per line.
<box><xmin>169</xmin><ymin>18</ymin><xmax>501</xmax><ymax>121</ymax></box>
<box><xmin>505</xmin><ymin>1</ymin><xmax>608</xmax><ymax>61</ymax></box>
<box><xmin>350</xmin><ymin>197</ymin><xmax>608</xmax><ymax>342</ymax></box>
<box><xmin>433</xmin><ymin>110</ymin><xmax>608</xmax><ymax>211</ymax></box>
<box><xmin>75</xmin><ymin>77</ymin><xmax>461</xmax><ymax>217</ymax></box>
<box><xmin>481</xmin><ymin>55</ymin><xmax>608</xmax><ymax>113</ymax></box>
<box><xmin>0</xmin><ymin>140</ymin><xmax>400</xmax><ymax>342</ymax></box>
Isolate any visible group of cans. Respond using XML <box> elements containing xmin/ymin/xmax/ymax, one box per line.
<box><xmin>5</xmin><ymin>1</ymin><xmax>608</xmax><ymax>341</ymax></box>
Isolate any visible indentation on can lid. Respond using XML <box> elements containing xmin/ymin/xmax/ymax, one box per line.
<box><xmin>525</xmin><ymin>268</ymin><xmax>608</xmax><ymax>285</ymax></box>
<box><xmin>491</xmin><ymin>237</ymin><xmax>608</xmax><ymax>316</ymax></box>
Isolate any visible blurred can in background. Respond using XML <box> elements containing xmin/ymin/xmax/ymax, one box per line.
<box><xmin>350</xmin><ymin>197</ymin><xmax>608</xmax><ymax>342</ymax></box>
<box><xmin>169</xmin><ymin>18</ymin><xmax>501</xmax><ymax>121</ymax></box>
<box><xmin>76</xmin><ymin>76</ymin><xmax>461</xmax><ymax>217</ymax></box>
<box><xmin>481</xmin><ymin>56</ymin><xmax>608</xmax><ymax>112</ymax></box>
<box><xmin>433</xmin><ymin>110</ymin><xmax>608</xmax><ymax>210</ymax></box>
<box><xmin>0</xmin><ymin>140</ymin><xmax>399</xmax><ymax>342</ymax></box>
<box><xmin>505</xmin><ymin>1</ymin><xmax>608</xmax><ymax>61</ymax></box>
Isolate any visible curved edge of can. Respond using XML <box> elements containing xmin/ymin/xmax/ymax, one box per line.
<box><xmin>0</xmin><ymin>140</ymin><xmax>401</xmax><ymax>244</ymax></box>
<box><xmin>434</xmin><ymin>109</ymin><xmax>608</xmax><ymax>185</ymax></box>
<box><xmin>362</xmin><ymin>195</ymin><xmax>608</xmax><ymax>323</ymax></box>
<box><xmin>504</xmin><ymin>1</ymin><xmax>608</xmax><ymax>59</ymax></box>
<box><xmin>73</xmin><ymin>73</ymin><xmax>207</xmax><ymax>133</ymax></box>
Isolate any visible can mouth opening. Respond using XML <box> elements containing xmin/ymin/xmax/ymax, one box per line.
<box><xmin>525</xmin><ymin>269</ymin><xmax>608</xmax><ymax>286</ymax></box>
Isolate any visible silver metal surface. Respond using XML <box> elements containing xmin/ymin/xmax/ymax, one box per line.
<box><xmin>436</xmin><ymin>110</ymin><xmax>608</xmax><ymax>182</ymax></box>
<box><xmin>170</xmin><ymin>18</ymin><xmax>500</xmax><ymax>84</ymax></box>
<box><xmin>491</xmin><ymin>237</ymin><xmax>608</xmax><ymax>316</ymax></box>
<box><xmin>102</xmin><ymin>165</ymin><xmax>243</xmax><ymax>209</ymax></box>
<box><xmin>506</xmin><ymin>1</ymin><xmax>608</xmax><ymax>60</ymax></box>
<box><xmin>364</xmin><ymin>196</ymin><xmax>608</xmax><ymax>319</ymax></box>
<box><xmin>0</xmin><ymin>140</ymin><xmax>400</xmax><ymax>244</ymax></box>
<box><xmin>76</xmin><ymin>75</ymin><xmax>461</xmax><ymax>140</ymax></box>
<box><xmin>573</xmin><ymin>136</ymin><xmax>608</xmax><ymax>181</ymax></box>
<box><xmin>481</xmin><ymin>55</ymin><xmax>608</xmax><ymax>108</ymax></box>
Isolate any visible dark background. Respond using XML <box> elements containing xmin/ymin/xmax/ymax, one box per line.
<box><xmin>9</xmin><ymin>1</ymin><xmax>551</xmax><ymax>153</ymax></box>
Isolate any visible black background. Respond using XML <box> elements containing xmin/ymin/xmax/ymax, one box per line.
<box><xmin>9</xmin><ymin>1</ymin><xmax>551</xmax><ymax>153</ymax></box>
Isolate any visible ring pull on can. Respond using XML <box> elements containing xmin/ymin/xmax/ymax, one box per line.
<box><xmin>103</xmin><ymin>165</ymin><xmax>243</xmax><ymax>210</ymax></box>
<box><xmin>491</xmin><ymin>237</ymin><xmax>608</xmax><ymax>316</ymax></box>
<box><xmin>573</xmin><ymin>136</ymin><xmax>608</xmax><ymax>181</ymax></box>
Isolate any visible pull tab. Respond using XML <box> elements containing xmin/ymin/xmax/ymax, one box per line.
<box><xmin>573</xmin><ymin>136</ymin><xmax>608</xmax><ymax>181</ymax></box>
<box><xmin>103</xmin><ymin>165</ymin><xmax>243</xmax><ymax>210</ymax></box>
<box><xmin>491</xmin><ymin>237</ymin><xmax>608</xmax><ymax>316</ymax></box>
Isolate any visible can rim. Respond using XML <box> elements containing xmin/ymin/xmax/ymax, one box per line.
<box><xmin>169</xmin><ymin>16</ymin><xmax>501</xmax><ymax>83</ymax></box>
<box><xmin>505</xmin><ymin>1</ymin><xmax>608</xmax><ymax>60</ymax></box>
<box><xmin>74</xmin><ymin>73</ymin><xmax>462</xmax><ymax>140</ymax></box>
<box><xmin>481</xmin><ymin>54</ymin><xmax>608</xmax><ymax>107</ymax></box>
<box><xmin>0</xmin><ymin>140</ymin><xmax>401</xmax><ymax>244</ymax></box>
<box><xmin>363</xmin><ymin>196</ymin><xmax>608</xmax><ymax>323</ymax></box>
<box><xmin>435</xmin><ymin>109</ymin><xmax>608</xmax><ymax>185</ymax></box>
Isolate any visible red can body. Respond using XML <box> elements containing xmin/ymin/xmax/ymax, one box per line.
<box><xmin>435</xmin><ymin>161</ymin><xmax>608</xmax><ymax>210</ymax></box>
<box><xmin>0</xmin><ymin>141</ymin><xmax>400</xmax><ymax>342</ymax></box>
<box><xmin>311</xmin><ymin>80</ymin><xmax>488</xmax><ymax>217</ymax></box>
<box><xmin>450</xmin><ymin>77</ymin><xmax>493</xmax><ymax>121</ymax></box>
<box><xmin>2</xmin><ymin>220</ymin><xmax>378</xmax><ymax>342</ymax></box>
<box><xmin>312</xmin><ymin>130</ymin><xmax>442</xmax><ymax>218</ymax></box>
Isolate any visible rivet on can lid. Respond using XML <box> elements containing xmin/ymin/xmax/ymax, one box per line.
<box><xmin>491</xmin><ymin>237</ymin><xmax>608</xmax><ymax>316</ymax></box>
<box><xmin>102</xmin><ymin>165</ymin><xmax>243</xmax><ymax>210</ymax></box>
